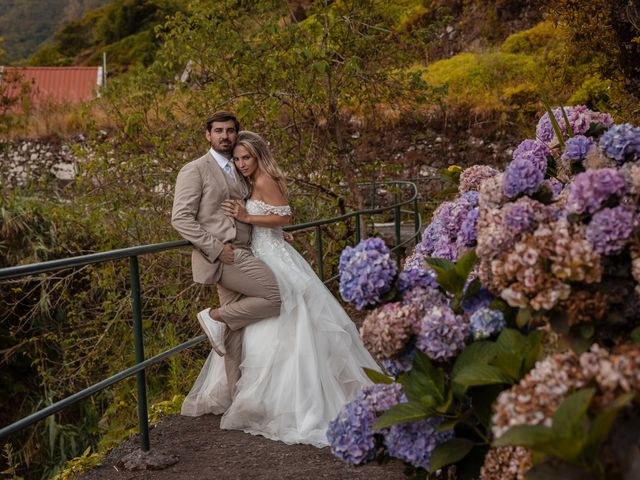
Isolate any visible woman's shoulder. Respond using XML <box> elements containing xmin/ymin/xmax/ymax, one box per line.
<box><xmin>253</xmin><ymin>175</ymin><xmax>288</xmax><ymax>207</ymax></box>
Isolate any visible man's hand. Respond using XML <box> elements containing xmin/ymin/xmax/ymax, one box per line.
<box><xmin>218</xmin><ymin>243</ymin><xmax>235</xmax><ymax>264</ymax></box>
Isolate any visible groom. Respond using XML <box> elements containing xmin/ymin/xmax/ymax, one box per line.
<box><xmin>171</xmin><ymin>111</ymin><xmax>281</xmax><ymax>396</ymax></box>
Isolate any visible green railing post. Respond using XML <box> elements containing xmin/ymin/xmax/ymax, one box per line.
<box><xmin>129</xmin><ymin>255</ymin><xmax>150</xmax><ymax>451</ymax></box>
<box><xmin>394</xmin><ymin>192</ymin><xmax>401</xmax><ymax>261</ymax></box>
<box><xmin>315</xmin><ymin>225</ymin><xmax>324</xmax><ymax>282</ymax></box>
<box><xmin>355</xmin><ymin>213</ymin><xmax>361</xmax><ymax>244</ymax></box>
<box><xmin>371</xmin><ymin>179</ymin><xmax>376</xmax><ymax>209</ymax></box>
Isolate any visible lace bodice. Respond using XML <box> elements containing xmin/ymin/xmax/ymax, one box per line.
<box><xmin>246</xmin><ymin>199</ymin><xmax>293</xmax><ymax>261</ymax></box>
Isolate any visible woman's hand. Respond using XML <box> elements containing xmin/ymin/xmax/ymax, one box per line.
<box><xmin>222</xmin><ymin>199</ymin><xmax>250</xmax><ymax>222</ymax></box>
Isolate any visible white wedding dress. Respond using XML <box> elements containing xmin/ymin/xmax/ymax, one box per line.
<box><xmin>181</xmin><ymin>199</ymin><xmax>380</xmax><ymax>447</ymax></box>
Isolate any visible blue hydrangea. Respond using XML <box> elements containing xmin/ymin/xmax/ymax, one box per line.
<box><xmin>561</xmin><ymin>135</ymin><xmax>594</xmax><ymax>163</ymax></box>
<box><xmin>327</xmin><ymin>383</ymin><xmax>405</xmax><ymax>465</ymax></box>
<box><xmin>384</xmin><ymin>417</ymin><xmax>454</xmax><ymax>470</ymax></box>
<box><xmin>416</xmin><ymin>305</ymin><xmax>468</xmax><ymax>361</ymax></box>
<box><xmin>339</xmin><ymin>237</ymin><xmax>398</xmax><ymax>309</ymax></box>
<box><xmin>382</xmin><ymin>347</ymin><xmax>417</xmax><ymax>378</ymax></box>
<box><xmin>566</xmin><ymin>168</ymin><xmax>627</xmax><ymax>215</ymax></box>
<box><xmin>456</xmin><ymin>207</ymin><xmax>479</xmax><ymax>249</ymax></box>
<box><xmin>461</xmin><ymin>286</ymin><xmax>494</xmax><ymax>314</ymax></box>
<box><xmin>599</xmin><ymin>123</ymin><xmax>640</xmax><ymax>164</ymax></box>
<box><xmin>502</xmin><ymin>157</ymin><xmax>545</xmax><ymax>198</ymax></box>
<box><xmin>468</xmin><ymin>308</ymin><xmax>506</xmax><ymax>340</ymax></box>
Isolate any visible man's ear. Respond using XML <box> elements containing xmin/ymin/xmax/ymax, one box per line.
<box><xmin>205</xmin><ymin>130</ymin><xmax>211</xmax><ymax>143</ymax></box>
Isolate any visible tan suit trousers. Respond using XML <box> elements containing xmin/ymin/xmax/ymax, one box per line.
<box><xmin>217</xmin><ymin>248</ymin><xmax>281</xmax><ymax>396</ymax></box>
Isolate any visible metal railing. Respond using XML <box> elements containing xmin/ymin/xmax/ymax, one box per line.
<box><xmin>0</xmin><ymin>180</ymin><xmax>421</xmax><ymax>451</ymax></box>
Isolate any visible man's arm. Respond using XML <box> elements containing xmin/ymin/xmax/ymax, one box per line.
<box><xmin>171</xmin><ymin>162</ymin><xmax>225</xmax><ymax>262</ymax></box>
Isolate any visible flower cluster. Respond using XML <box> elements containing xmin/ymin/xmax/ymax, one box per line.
<box><xmin>417</xmin><ymin>305</ymin><xmax>468</xmax><ymax>361</ymax></box>
<box><xmin>599</xmin><ymin>123</ymin><xmax>640</xmax><ymax>164</ymax></box>
<box><xmin>566</xmin><ymin>168</ymin><xmax>626</xmax><ymax>215</ymax></box>
<box><xmin>327</xmin><ymin>383</ymin><xmax>405</xmax><ymax>465</ymax></box>
<box><xmin>469</xmin><ymin>307</ymin><xmax>506</xmax><ymax>340</ymax></box>
<box><xmin>339</xmin><ymin>237</ymin><xmax>397</xmax><ymax>309</ymax></box>
<box><xmin>384</xmin><ymin>417</ymin><xmax>453</xmax><ymax>470</ymax></box>
<box><xmin>360</xmin><ymin>302</ymin><xmax>420</xmax><ymax>360</ymax></box>
<box><xmin>459</xmin><ymin>165</ymin><xmax>500</xmax><ymax>193</ymax></box>
<box><xmin>536</xmin><ymin>105</ymin><xmax>613</xmax><ymax>144</ymax></box>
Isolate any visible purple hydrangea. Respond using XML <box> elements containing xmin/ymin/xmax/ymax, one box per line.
<box><xmin>469</xmin><ymin>308</ymin><xmax>506</xmax><ymax>340</ymax></box>
<box><xmin>536</xmin><ymin>106</ymin><xmax>613</xmax><ymax>143</ymax></box>
<box><xmin>402</xmin><ymin>285</ymin><xmax>447</xmax><ymax>313</ymax></box>
<box><xmin>327</xmin><ymin>383</ymin><xmax>405</xmax><ymax>465</ymax></box>
<box><xmin>502</xmin><ymin>157</ymin><xmax>545</xmax><ymax>198</ymax></box>
<box><xmin>456</xmin><ymin>207</ymin><xmax>479</xmax><ymax>248</ymax></box>
<box><xmin>416</xmin><ymin>305</ymin><xmax>468</xmax><ymax>361</ymax></box>
<box><xmin>561</xmin><ymin>135</ymin><xmax>595</xmax><ymax>163</ymax></box>
<box><xmin>384</xmin><ymin>417</ymin><xmax>454</xmax><ymax>470</ymax></box>
<box><xmin>566</xmin><ymin>168</ymin><xmax>627</xmax><ymax>215</ymax></box>
<box><xmin>382</xmin><ymin>347</ymin><xmax>417</xmax><ymax>378</ymax></box>
<box><xmin>513</xmin><ymin>139</ymin><xmax>551</xmax><ymax>171</ymax></box>
<box><xmin>599</xmin><ymin>123</ymin><xmax>640</xmax><ymax>165</ymax></box>
<box><xmin>339</xmin><ymin>238</ymin><xmax>398</xmax><ymax>309</ymax></box>
<box><xmin>503</xmin><ymin>201</ymin><xmax>537</xmax><ymax>236</ymax></box>
<box><xmin>585</xmin><ymin>205</ymin><xmax>636</xmax><ymax>255</ymax></box>
<box><xmin>398</xmin><ymin>266</ymin><xmax>438</xmax><ymax>293</ymax></box>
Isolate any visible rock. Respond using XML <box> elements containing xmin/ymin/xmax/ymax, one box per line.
<box><xmin>116</xmin><ymin>449</ymin><xmax>178</xmax><ymax>471</ymax></box>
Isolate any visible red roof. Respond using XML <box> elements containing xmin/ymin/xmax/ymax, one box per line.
<box><xmin>0</xmin><ymin>66</ymin><xmax>102</xmax><ymax>108</ymax></box>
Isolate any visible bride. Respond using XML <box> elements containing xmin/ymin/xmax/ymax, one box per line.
<box><xmin>180</xmin><ymin>130</ymin><xmax>380</xmax><ymax>447</ymax></box>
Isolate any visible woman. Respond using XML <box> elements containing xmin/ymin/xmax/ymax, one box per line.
<box><xmin>181</xmin><ymin>131</ymin><xmax>380</xmax><ymax>447</ymax></box>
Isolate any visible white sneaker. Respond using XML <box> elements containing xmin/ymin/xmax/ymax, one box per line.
<box><xmin>197</xmin><ymin>309</ymin><xmax>226</xmax><ymax>356</ymax></box>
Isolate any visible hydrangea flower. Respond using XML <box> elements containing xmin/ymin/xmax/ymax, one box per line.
<box><xmin>402</xmin><ymin>285</ymin><xmax>447</xmax><ymax>313</ymax></box>
<box><xmin>585</xmin><ymin>205</ymin><xmax>635</xmax><ymax>255</ymax></box>
<box><xmin>384</xmin><ymin>417</ymin><xmax>454</xmax><ymax>470</ymax></box>
<box><xmin>536</xmin><ymin>106</ymin><xmax>613</xmax><ymax>143</ymax></box>
<box><xmin>502</xmin><ymin>201</ymin><xmax>537</xmax><ymax>236</ymax></box>
<box><xmin>339</xmin><ymin>237</ymin><xmax>397</xmax><ymax>309</ymax></box>
<box><xmin>398</xmin><ymin>266</ymin><xmax>438</xmax><ymax>293</ymax></box>
<box><xmin>327</xmin><ymin>383</ymin><xmax>405</xmax><ymax>465</ymax></box>
<box><xmin>456</xmin><ymin>207</ymin><xmax>479</xmax><ymax>249</ymax></box>
<box><xmin>469</xmin><ymin>308</ymin><xmax>506</xmax><ymax>340</ymax></box>
<box><xmin>566</xmin><ymin>168</ymin><xmax>627</xmax><ymax>215</ymax></box>
<box><xmin>544</xmin><ymin>178</ymin><xmax>564</xmax><ymax>200</ymax></box>
<box><xmin>512</xmin><ymin>139</ymin><xmax>550</xmax><ymax>171</ymax></box>
<box><xmin>360</xmin><ymin>302</ymin><xmax>419</xmax><ymax>360</ymax></box>
<box><xmin>382</xmin><ymin>346</ymin><xmax>416</xmax><ymax>378</ymax></box>
<box><xmin>417</xmin><ymin>305</ymin><xmax>468</xmax><ymax>361</ymax></box>
<box><xmin>599</xmin><ymin>123</ymin><xmax>640</xmax><ymax>164</ymax></box>
<box><xmin>502</xmin><ymin>157</ymin><xmax>545</xmax><ymax>198</ymax></box>
<box><xmin>561</xmin><ymin>135</ymin><xmax>594</xmax><ymax>163</ymax></box>
<box><xmin>459</xmin><ymin>165</ymin><xmax>500</xmax><ymax>194</ymax></box>
<box><xmin>461</xmin><ymin>286</ymin><xmax>494</xmax><ymax>314</ymax></box>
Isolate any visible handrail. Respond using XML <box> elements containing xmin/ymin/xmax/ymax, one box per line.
<box><xmin>0</xmin><ymin>180</ymin><xmax>421</xmax><ymax>448</ymax></box>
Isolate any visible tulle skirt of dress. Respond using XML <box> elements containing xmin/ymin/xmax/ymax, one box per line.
<box><xmin>180</xmin><ymin>241</ymin><xmax>380</xmax><ymax>447</ymax></box>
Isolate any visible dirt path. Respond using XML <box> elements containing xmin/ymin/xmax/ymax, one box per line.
<box><xmin>80</xmin><ymin>413</ymin><xmax>406</xmax><ymax>480</ymax></box>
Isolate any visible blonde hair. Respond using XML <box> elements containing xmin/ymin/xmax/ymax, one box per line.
<box><xmin>235</xmin><ymin>131</ymin><xmax>288</xmax><ymax>197</ymax></box>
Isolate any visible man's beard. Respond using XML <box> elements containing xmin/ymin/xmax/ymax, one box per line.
<box><xmin>213</xmin><ymin>142</ymin><xmax>233</xmax><ymax>155</ymax></box>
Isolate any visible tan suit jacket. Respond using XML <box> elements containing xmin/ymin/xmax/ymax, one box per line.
<box><xmin>171</xmin><ymin>152</ymin><xmax>249</xmax><ymax>284</ymax></box>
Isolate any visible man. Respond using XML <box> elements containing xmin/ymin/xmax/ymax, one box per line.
<box><xmin>171</xmin><ymin>111</ymin><xmax>281</xmax><ymax>396</ymax></box>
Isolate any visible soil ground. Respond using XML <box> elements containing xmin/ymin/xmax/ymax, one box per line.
<box><xmin>80</xmin><ymin>413</ymin><xmax>406</xmax><ymax>480</ymax></box>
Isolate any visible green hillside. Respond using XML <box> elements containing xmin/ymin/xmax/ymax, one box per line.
<box><xmin>0</xmin><ymin>0</ymin><xmax>109</xmax><ymax>63</ymax></box>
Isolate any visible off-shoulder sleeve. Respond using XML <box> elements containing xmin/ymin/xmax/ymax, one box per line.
<box><xmin>264</xmin><ymin>204</ymin><xmax>292</xmax><ymax>216</ymax></box>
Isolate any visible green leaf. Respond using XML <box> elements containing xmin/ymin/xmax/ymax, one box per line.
<box><xmin>583</xmin><ymin>392</ymin><xmax>635</xmax><ymax>459</ymax></box>
<box><xmin>363</xmin><ymin>367</ymin><xmax>393</xmax><ymax>385</ymax></box>
<box><xmin>540</xmin><ymin>93</ymin><xmax>565</xmax><ymax>148</ymax></box>
<box><xmin>373</xmin><ymin>402</ymin><xmax>427</xmax><ymax>430</ymax></box>
<box><xmin>462</xmin><ymin>277</ymin><xmax>481</xmax><ymax>303</ymax></box>
<box><xmin>453</xmin><ymin>364</ymin><xmax>514</xmax><ymax>395</ymax></box>
<box><xmin>454</xmin><ymin>249</ymin><xmax>478</xmax><ymax>281</ymax></box>
<box><xmin>560</xmin><ymin>105</ymin><xmax>575</xmax><ymax>137</ymax></box>
<box><xmin>552</xmin><ymin>388</ymin><xmax>595</xmax><ymax>438</ymax></box>
<box><xmin>494</xmin><ymin>424</ymin><xmax>557</xmax><ymax>449</ymax></box>
<box><xmin>425</xmin><ymin>257</ymin><xmax>455</xmax><ymax>273</ymax></box>
<box><xmin>522</xmin><ymin>330</ymin><xmax>544</xmax><ymax>373</ymax></box>
<box><xmin>631</xmin><ymin>326</ymin><xmax>640</xmax><ymax>344</ymax></box>
<box><xmin>437</xmin><ymin>409</ymin><xmax>472</xmax><ymax>432</ymax></box>
<box><xmin>428</xmin><ymin>438</ymin><xmax>475</xmax><ymax>473</ymax></box>
<box><xmin>584</xmin><ymin>122</ymin><xmax>607</xmax><ymax>138</ymax></box>
<box><xmin>435</xmin><ymin>268</ymin><xmax>466</xmax><ymax>295</ymax></box>
<box><xmin>515</xmin><ymin>307</ymin><xmax>533</xmax><ymax>328</ymax></box>
<box><xmin>525</xmin><ymin>459</ymin><xmax>596</xmax><ymax>480</ymax></box>
<box><xmin>401</xmin><ymin>351</ymin><xmax>446</xmax><ymax>406</ymax></box>
<box><xmin>452</xmin><ymin>341</ymin><xmax>498</xmax><ymax>379</ymax></box>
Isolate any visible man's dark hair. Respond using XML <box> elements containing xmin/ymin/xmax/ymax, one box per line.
<box><xmin>205</xmin><ymin>111</ymin><xmax>240</xmax><ymax>132</ymax></box>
